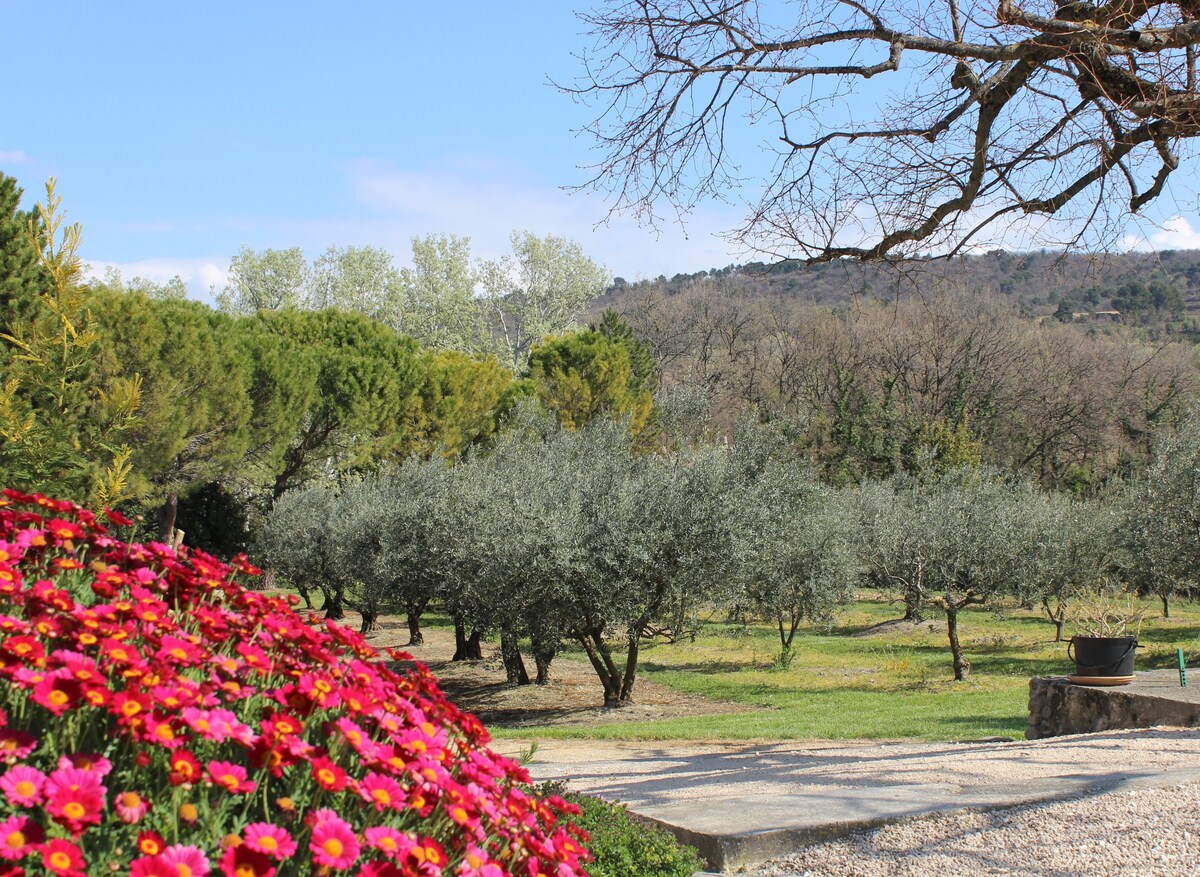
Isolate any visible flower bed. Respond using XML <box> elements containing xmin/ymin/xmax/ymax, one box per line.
<box><xmin>0</xmin><ymin>488</ymin><xmax>589</xmax><ymax>877</ymax></box>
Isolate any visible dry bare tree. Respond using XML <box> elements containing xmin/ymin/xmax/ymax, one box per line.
<box><xmin>571</xmin><ymin>0</ymin><xmax>1200</xmax><ymax>260</ymax></box>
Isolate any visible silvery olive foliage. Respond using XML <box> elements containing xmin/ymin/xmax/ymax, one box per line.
<box><xmin>1121</xmin><ymin>412</ymin><xmax>1200</xmax><ymax>617</ymax></box>
<box><xmin>856</xmin><ymin>468</ymin><xmax>1047</xmax><ymax>679</ymax></box>
<box><xmin>727</xmin><ymin>420</ymin><xmax>858</xmax><ymax>663</ymax></box>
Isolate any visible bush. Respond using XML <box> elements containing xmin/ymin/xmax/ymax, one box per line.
<box><xmin>535</xmin><ymin>782</ymin><xmax>702</xmax><ymax>877</ymax></box>
<box><xmin>0</xmin><ymin>487</ymin><xmax>589</xmax><ymax>877</ymax></box>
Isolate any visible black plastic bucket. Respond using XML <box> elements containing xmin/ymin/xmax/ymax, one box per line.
<box><xmin>1068</xmin><ymin>635</ymin><xmax>1137</xmax><ymax>677</ymax></box>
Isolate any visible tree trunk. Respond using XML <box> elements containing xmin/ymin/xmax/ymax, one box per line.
<box><xmin>530</xmin><ymin>630</ymin><xmax>557</xmax><ymax>685</ymax></box>
<box><xmin>452</xmin><ymin>619</ymin><xmax>483</xmax><ymax>661</ymax></box>
<box><xmin>618</xmin><ymin>629</ymin><xmax>640</xmax><ymax>702</ymax></box>
<box><xmin>500</xmin><ymin>632</ymin><xmax>531</xmax><ymax>685</ymax></box>
<box><xmin>945</xmin><ymin>603</ymin><xmax>970</xmax><ymax>681</ymax></box>
<box><xmin>574</xmin><ymin>628</ymin><xmax>623</xmax><ymax>706</ymax></box>
<box><xmin>406</xmin><ymin>611</ymin><xmax>424</xmax><ymax>646</ymax></box>
<box><xmin>1161</xmin><ymin>593</ymin><xmax>1171</xmax><ymax>619</ymax></box>
<box><xmin>903</xmin><ymin>586</ymin><xmax>924</xmax><ymax>622</ymax></box>
<box><xmin>359</xmin><ymin>605</ymin><xmax>379</xmax><ymax>636</ymax></box>
<box><xmin>156</xmin><ymin>492</ymin><xmax>179</xmax><ymax>544</ymax></box>
<box><xmin>322</xmin><ymin>584</ymin><xmax>346</xmax><ymax>621</ymax></box>
<box><xmin>1043</xmin><ymin>597</ymin><xmax>1066</xmax><ymax>642</ymax></box>
<box><xmin>295</xmin><ymin>581</ymin><xmax>314</xmax><ymax>610</ymax></box>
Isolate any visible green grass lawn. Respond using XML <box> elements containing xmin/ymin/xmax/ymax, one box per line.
<box><xmin>492</xmin><ymin>594</ymin><xmax>1200</xmax><ymax>743</ymax></box>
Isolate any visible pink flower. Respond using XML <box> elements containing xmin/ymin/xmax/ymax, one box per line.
<box><xmin>358</xmin><ymin>773</ymin><xmax>404</xmax><ymax>812</ymax></box>
<box><xmin>242</xmin><ymin>824</ymin><xmax>296</xmax><ymax>860</ymax></box>
<box><xmin>363</xmin><ymin>826</ymin><xmax>410</xmax><ymax>859</ymax></box>
<box><xmin>130</xmin><ymin>856</ymin><xmax>178</xmax><ymax>877</ymax></box>
<box><xmin>206</xmin><ymin>760</ymin><xmax>255</xmax><ymax>795</ymax></box>
<box><xmin>114</xmin><ymin>790</ymin><xmax>150</xmax><ymax>824</ymax></box>
<box><xmin>44</xmin><ymin>767</ymin><xmax>106</xmax><ymax>834</ymax></box>
<box><xmin>0</xmin><ymin>765</ymin><xmax>45</xmax><ymax>806</ymax></box>
<box><xmin>56</xmin><ymin>754</ymin><xmax>111</xmax><ymax>777</ymax></box>
<box><xmin>0</xmin><ymin>731</ymin><xmax>36</xmax><ymax>762</ymax></box>
<box><xmin>0</xmin><ymin>813</ymin><xmax>42</xmax><ymax>860</ymax></box>
<box><xmin>309</xmin><ymin>812</ymin><xmax>359</xmax><ymax>870</ymax></box>
<box><xmin>161</xmin><ymin>844</ymin><xmax>210</xmax><ymax>877</ymax></box>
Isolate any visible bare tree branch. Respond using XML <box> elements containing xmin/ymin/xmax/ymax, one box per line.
<box><xmin>569</xmin><ymin>0</ymin><xmax>1200</xmax><ymax>260</ymax></box>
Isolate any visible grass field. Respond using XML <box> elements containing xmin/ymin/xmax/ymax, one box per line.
<box><xmin>491</xmin><ymin>594</ymin><xmax>1200</xmax><ymax>743</ymax></box>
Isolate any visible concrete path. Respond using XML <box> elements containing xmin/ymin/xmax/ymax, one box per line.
<box><xmin>498</xmin><ymin>728</ymin><xmax>1200</xmax><ymax>871</ymax></box>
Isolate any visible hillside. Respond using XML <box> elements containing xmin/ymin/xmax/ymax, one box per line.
<box><xmin>601</xmin><ymin>250</ymin><xmax>1200</xmax><ymax>333</ymax></box>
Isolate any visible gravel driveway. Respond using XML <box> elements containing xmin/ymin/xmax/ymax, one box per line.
<box><xmin>749</xmin><ymin>780</ymin><xmax>1200</xmax><ymax>876</ymax></box>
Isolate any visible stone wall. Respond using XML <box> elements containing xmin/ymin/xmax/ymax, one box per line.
<box><xmin>1028</xmin><ymin>670</ymin><xmax>1200</xmax><ymax>739</ymax></box>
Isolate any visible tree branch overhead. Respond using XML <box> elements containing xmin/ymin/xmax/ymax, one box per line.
<box><xmin>571</xmin><ymin>0</ymin><xmax>1200</xmax><ymax>261</ymax></box>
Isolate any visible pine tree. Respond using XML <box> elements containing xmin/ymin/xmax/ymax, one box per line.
<box><xmin>0</xmin><ymin>172</ymin><xmax>48</xmax><ymax>325</ymax></box>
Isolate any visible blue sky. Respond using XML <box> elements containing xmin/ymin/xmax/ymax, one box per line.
<box><xmin>2</xmin><ymin>1</ymin><xmax>746</xmax><ymax>298</ymax></box>
<box><xmin>5</xmin><ymin>2</ymin><xmax>1200</xmax><ymax>300</ymax></box>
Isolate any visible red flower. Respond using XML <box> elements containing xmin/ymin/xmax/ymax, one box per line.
<box><xmin>218</xmin><ymin>845</ymin><xmax>275</xmax><ymax>877</ymax></box>
<box><xmin>136</xmin><ymin>831</ymin><xmax>166</xmax><ymax>857</ymax></box>
<box><xmin>168</xmin><ymin>751</ymin><xmax>201</xmax><ymax>786</ymax></box>
<box><xmin>31</xmin><ymin>674</ymin><xmax>82</xmax><ymax>716</ymax></box>
<box><xmin>40</xmin><ymin>839</ymin><xmax>85</xmax><ymax>877</ymax></box>
<box><xmin>207</xmin><ymin>760</ymin><xmax>255</xmax><ymax>795</ymax></box>
<box><xmin>310</xmin><ymin>756</ymin><xmax>348</xmax><ymax>792</ymax></box>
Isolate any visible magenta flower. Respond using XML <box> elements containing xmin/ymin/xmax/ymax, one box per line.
<box><xmin>358</xmin><ymin>772</ymin><xmax>404</xmax><ymax>812</ymax></box>
<box><xmin>160</xmin><ymin>844</ymin><xmax>210</xmax><ymax>877</ymax></box>
<box><xmin>243</xmin><ymin>823</ymin><xmax>296</xmax><ymax>860</ymax></box>
<box><xmin>0</xmin><ymin>813</ymin><xmax>42</xmax><ymax>861</ymax></box>
<box><xmin>0</xmin><ymin>764</ymin><xmax>45</xmax><ymax>806</ymax></box>
<box><xmin>309</xmin><ymin>811</ymin><xmax>360</xmax><ymax>870</ymax></box>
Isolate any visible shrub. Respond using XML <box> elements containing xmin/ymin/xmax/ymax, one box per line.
<box><xmin>534</xmin><ymin>783</ymin><xmax>702</xmax><ymax>877</ymax></box>
<box><xmin>0</xmin><ymin>487</ymin><xmax>589</xmax><ymax>877</ymax></box>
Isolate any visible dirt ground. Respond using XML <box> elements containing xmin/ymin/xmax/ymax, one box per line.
<box><xmin>351</xmin><ymin>613</ymin><xmax>754</xmax><ymax>730</ymax></box>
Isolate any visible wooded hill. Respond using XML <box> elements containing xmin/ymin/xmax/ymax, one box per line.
<box><xmin>602</xmin><ymin>250</ymin><xmax>1200</xmax><ymax>332</ymax></box>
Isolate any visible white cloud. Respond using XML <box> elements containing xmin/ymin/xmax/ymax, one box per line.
<box><xmin>342</xmin><ymin>159</ymin><xmax>749</xmax><ymax>280</ymax></box>
<box><xmin>1121</xmin><ymin>216</ymin><xmax>1200</xmax><ymax>252</ymax></box>
<box><xmin>0</xmin><ymin>150</ymin><xmax>32</xmax><ymax>165</ymax></box>
<box><xmin>83</xmin><ymin>258</ymin><xmax>229</xmax><ymax>304</ymax></box>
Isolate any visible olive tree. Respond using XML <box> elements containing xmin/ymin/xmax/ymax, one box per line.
<box><xmin>733</xmin><ymin>456</ymin><xmax>858</xmax><ymax>664</ymax></box>
<box><xmin>1024</xmin><ymin>493</ymin><xmax>1119</xmax><ymax>640</ymax></box>
<box><xmin>860</xmin><ymin>469</ymin><xmax>1043</xmax><ymax>679</ymax></box>
<box><xmin>256</xmin><ymin>483</ymin><xmax>341</xmax><ymax>615</ymax></box>
<box><xmin>1120</xmin><ymin>413</ymin><xmax>1200</xmax><ymax>617</ymax></box>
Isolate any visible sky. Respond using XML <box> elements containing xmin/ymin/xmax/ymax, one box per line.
<box><xmin>5</xmin><ymin>1</ymin><xmax>1200</xmax><ymax>301</ymax></box>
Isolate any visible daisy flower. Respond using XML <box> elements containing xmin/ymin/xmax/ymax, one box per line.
<box><xmin>242</xmin><ymin>823</ymin><xmax>296</xmax><ymax>860</ymax></box>
<box><xmin>0</xmin><ymin>765</ymin><xmax>45</xmax><ymax>806</ymax></box>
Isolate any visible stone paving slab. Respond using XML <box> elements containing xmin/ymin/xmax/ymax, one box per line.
<box><xmin>500</xmin><ymin>728</ymin><xmax>1200</xmax><ymax>871</ymax></box>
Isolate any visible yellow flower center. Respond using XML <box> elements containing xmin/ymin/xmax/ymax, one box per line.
<box><xmin>14</xmin><ymin>781</ymin><xmax>35</xmax><ymax>798</ymax></box>
<box><xmin>323</xmin><ymin>838</ymin><xmax>344</xmax><ymax>857</ymax></box>
<box><xmin>372</xmin><ymin>789</ymin><xmax>391</xmax><ymax>805</ymax></box>
<box><xmin>120</xmin><ymin>793</ymin><xmax>142</xmax><ymax>808</ymax></box>
<box><xmin>62</xmin><ymin>802</ymin><xmax>85</xmax><ymax>819</ymax></box>
<box><xmin>48</xmin><ymin>690</ymin><xmax>68</xmax><ymax>706</ymax></box>
<box><xmin>258</xmin><ymin>836</ymin><xmax>278</xmax><ymax>851</ymax></box>
<box><xmin>5</xmin><ymin>831</ymin><xmax>24</xmax><ymax>849</ymax></box>
<box><xmin>317</xmin><ymin>769</ymin><xmax>336</xmax><ymax>786</ymax></box>
<box><xmin>49</xmin><ymin>851</ymin><xmax>72</xmax><ymax>869</ymax></box>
